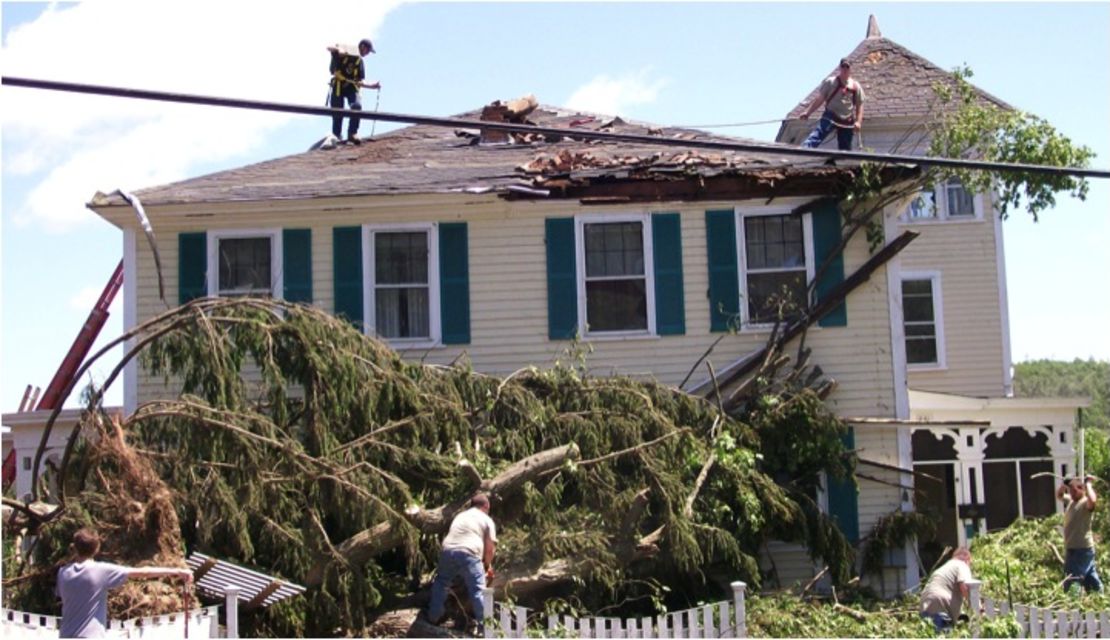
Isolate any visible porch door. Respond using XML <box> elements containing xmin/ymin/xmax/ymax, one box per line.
<box><xmin>982</xmin><ymin>429</ymin><xmax>1055</xmax><ymax>531</ymax></box>
<box><xmin>915</xmin><ymin>462</ymin><xmax>959</xmax><ymax>572</ymax></box>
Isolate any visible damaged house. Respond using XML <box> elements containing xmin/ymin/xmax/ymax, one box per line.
<box><xmin>777</xmin><ymin>16</ymin><xmax>1086</xmax><ymax>572</ymax></box>
<box><xmin>83</xmin><ymin>16</ymin><xmax>1084</xmax><ymax>596</ymax></box>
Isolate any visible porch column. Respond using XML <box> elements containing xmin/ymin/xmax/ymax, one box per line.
<box><xmin>1049</xmin><ymin>422</ymin><xmax>1077</xmax><ymax>515</ymax></box>
<box><xmin>955</xmin><ymin>426</ymin><xmax>985</xmax><ymax>544</ymax></box>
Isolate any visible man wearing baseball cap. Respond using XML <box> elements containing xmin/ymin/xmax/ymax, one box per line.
<box><xmin>799</xmin><ymin>58</ymin><xmax>865</xmax><ymax>151</ymax></box>
<box><xmin>326</xmin><ymin>38</ymin><xmax>381</xmax><ymax>144</ymax></box>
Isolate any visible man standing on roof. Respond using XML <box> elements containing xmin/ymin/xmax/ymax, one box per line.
<box><xmin>1057</xmin><ymin>475</ymin><xmax>1103</xmax><ymax>593</ymax></box>
<box><xmin>919</xmin><ymin>547</ymin><xmax>974</xmax><ymax>633</ymax></box>
<box><xmin>799</xmin><ymin>58</ymin><xmax>865</xmax><ymax>151</ymax></box>
<box><xmin>56</xmin><ymin>528</ymin><xmax>192</xmax><ymax>638</ymax></box>
<box><xmin>327</xmin><ymin>38</ymin><xmax>381</xmax><ymax>145</ymax></box>
<box><xmin>425</xmin><ymin>494</ymin><xmax>497</xmax><ymax>634</ymax></box>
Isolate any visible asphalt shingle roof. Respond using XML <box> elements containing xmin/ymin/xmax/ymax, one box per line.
<box><xmin>91</xmin><ymin>105</ymin><xmax>859</xmax><ymax>208</ymax></box>
<box><xmin>784</xmin><ymin>16</ymin><xmax>1012</xmax><ymax>121</ymax></box>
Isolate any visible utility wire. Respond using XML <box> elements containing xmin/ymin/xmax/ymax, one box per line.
<box><xmin>675</xmin><ymin>119</ymin><xmax>785</xmax><ymax>129</ymax></box>
<box><xmin>3</xmin><ymin>75</ymin><xmax>1108</xmax><ymax>180</ymax></box>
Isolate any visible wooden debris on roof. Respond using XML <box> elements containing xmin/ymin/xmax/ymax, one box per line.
<box><xmin>479</xmin><ymin>94</ymin><xmax>539</xmax><ymax>144</ymax></box>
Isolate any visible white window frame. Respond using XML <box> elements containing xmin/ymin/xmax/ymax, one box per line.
<box><xmin>735</xmin><ymin>205</ymin><xmax>815</xmax><ymax>329</ymax></box>
<box><xmin>206</xmin><ymin>228</ymin><xmax>283</xmax><ymax>298</ymax></box>
<box><xmin>900</xmin><ymin>179</ymin><xmax>984</xmax><ymax>224</ymax></box>
<box><xmin>575</xmin><ymin>212</ymin><xmax>657</xmax><ymax>339</ymax></box>
<box><xmin>901</xmin><ymin>270</ymin><xmax>947</xmax><ymax>371</ymax></box>
<box><xmin>362</xmin><ymin>222</ymin><xmax>441</xmax><ymax>348</ymax></box>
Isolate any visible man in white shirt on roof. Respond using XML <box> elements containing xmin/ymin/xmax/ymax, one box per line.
<box><xmin>425</xmin><ymin>493</ymin><xmax>497</xmax><ymax>633</ymax></box>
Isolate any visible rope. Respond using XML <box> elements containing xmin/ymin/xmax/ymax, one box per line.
<box><xmin>672</xmin><ymin>118</ymin><xmax>784</xmax><ymax>129</ymax></box>
<box><xmin>370</xmin><ymin>88</ymin><xmax>381</xmax><ymax>138</ymax></box>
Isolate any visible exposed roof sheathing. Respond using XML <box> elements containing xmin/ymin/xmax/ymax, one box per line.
<box><xmin>91</xmin><ymin>104</ymin><xmax>870</xmax><ymax>208</ymax></box>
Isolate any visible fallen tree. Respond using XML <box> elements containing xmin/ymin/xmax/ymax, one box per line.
<box><xmin>3</xmin><ymin>298</ymin><xmax>857</xmax><ymax>636</ymax></box>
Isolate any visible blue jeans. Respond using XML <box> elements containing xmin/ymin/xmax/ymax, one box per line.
<box><xmin>802</xmin><ymin>111</ymin><xmax>855</xmax><ymax>150</ymax></box>
<box><xmin>1064</xmin><ymin>548</ymin><xmax>1103</xmax><ymax>593</ymax></box>
<box><xmin>920</xmin><ymin>611</ymin><xmax>952</xmax><ymax>633</ymax></box>
<box><xmin>427</xmin><ymin>549</ymin><xmax>487</xmax><ymax>625</ymax></box>
<box><xmin>329</xmin><ymin>83</ymin><xmax>363</xmax><ymax>138</ymax></box>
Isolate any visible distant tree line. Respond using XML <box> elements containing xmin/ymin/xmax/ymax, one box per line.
<box><xmin>1014</xmin><ymin>359</ymin><xmax>1109</xmax><ymax>430</ymax></box>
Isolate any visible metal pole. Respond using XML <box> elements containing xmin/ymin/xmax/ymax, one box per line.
<box><xmin>4</xmin><ymin>76</ymin><xmax>1109</xmax><ymax>180</ymax></box>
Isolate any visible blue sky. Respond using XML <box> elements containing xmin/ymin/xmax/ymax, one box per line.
<box><xmin>2</xmin><ymin>1</ymin><xmax>1108</xmax><ymax>411</ymax></box>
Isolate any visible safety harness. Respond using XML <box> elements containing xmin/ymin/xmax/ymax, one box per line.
<box><xmin>331</xmin><ymin>53</ymin><xmax>363</xmax><ymax>97</ymax></box>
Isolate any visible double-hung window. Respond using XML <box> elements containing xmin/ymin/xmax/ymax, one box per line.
<box><xmin>738</xmin><ymin>210</ymin><xmax>814</xmax><ymax>325</ymax></box>
<box><xmin>902</xmin><ymin>178</ymin><xmax>981</xmax><ymax>221</ymax></box>
<box><xmin>207</xmin><ymin>229</ymin><xmax>282</xmax><ymax>297</ymax></box>
<box><xmin>576</xmin><ymin>214</ymin><xmax>655</xmax><ymax>336</ymax></box>
<box><xmin>905</xmin><ymin>190</ymin><xmax>938</xmax><ymax>220</ymax></box>
<box><xmin>364</xmin><ymin>224</ymin><xmax>440</xmax><ymax>345</ymax></box>
<box><xmin>902</xmin><ymin>273</ymin><xmax>945</xmax><ymax>368</ymax></box>
<box><xmin>944</xmin><ymin>178</ymin><xmax>976</xmax><ymax>218</ymax></box>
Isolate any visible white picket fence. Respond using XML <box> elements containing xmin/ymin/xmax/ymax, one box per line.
<box><xmin>1</xmin><ymin>605</ymin><xmax>220</xmax><ymax>638</ymax></box>
<box><xmin>968</xmin><ymin>580</ymin><xmax>1110</xmax><ymax>638</ymax></box>
<box><xmin>481</xmin><ymin>581</ymin><xmax>747</xmax><ymax>639</ymax></box>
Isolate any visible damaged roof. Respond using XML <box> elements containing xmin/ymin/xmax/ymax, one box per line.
<box><xmin>784</xmin><ymin>15</ymin><xmax>1012</xmax><ymax>122</ymax></box>
<box><xmin>90</xmin><ymin>103</ymin><xmax>880</xmax><ymax>209</ymax></box>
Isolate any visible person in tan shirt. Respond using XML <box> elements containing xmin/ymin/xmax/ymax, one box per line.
<box><xmin>1057</xmin><ymin>475</ymin><xmax>1102</xmax><ymax>593</ymax></box>
<box><xmin>799</xmin><ymin>58</ymin><xmax>865</xmax><ymax>151</ymax></box>
<box><xmin>919</xmin><ymin>547</ymin><xmax>974</xmax><ymax>632</ymax></box>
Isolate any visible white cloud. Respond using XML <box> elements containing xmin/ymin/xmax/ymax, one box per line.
<box><xmin>564</xmin><ymin>68</ymin><xmax>669</xmax><ymax>117</ymax></box>
<box><xmin>69</xmin><ymin>283</ymin><xmax>124</xmax><ymax>317</ymax></box>
<box><xmin>2</xmin><ymin>1</ymin><xmax>401</xmax><ymax>233</ymax></box>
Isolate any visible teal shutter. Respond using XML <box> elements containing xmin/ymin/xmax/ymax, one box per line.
<box><xmin>283</xmin><ymin>229</ymin><xmax>313</xmax><ymax>304</ymax></box>
<box><xmin>332</xmin><ymin>226</ymin><xmax>363</xmax><ymax>328</ymax></box>
<box><xmin>545</xmin><ymin>217</ymin><xmax>578</xmax><ymax>340</ymax></box>
<box><xmin>651</xmin><ymin>213</ymin><xmax>685</xmax><ymax>335</ymax></box>
<box><xmin>439</xmin><ymin>222</ymin><xmax>470</xmax><ymax>344</ymax></box>
<box><xmin>178</xmin><ymin>232</ymin><xmax>207</xmax><ymax>304</ymax></box>
<box><xmin>827</xmin><ymin>428</ymin><xmax>860</xmax><ymax>543</ymax></box>
<box><xmin>705</xmin><ymin>210</ymin><xmax>739</xmax><ymax>332</ymax></box>
<box><xmin>812</xmin><ymin>200</ymin><xmax>847</xmax><ymax>327</ymax></box>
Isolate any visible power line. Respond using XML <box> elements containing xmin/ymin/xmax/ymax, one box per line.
<box><xmin>673</xmin><ymin>119</ymin><xmax>785</xmax><ymax>129</ymax></box>
<box><xmin>3</xmin><ymin>75</ymin><xmax>1108</xmax><ymax>180</ymax></box>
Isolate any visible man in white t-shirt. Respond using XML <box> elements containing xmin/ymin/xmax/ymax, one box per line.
<box><xmin>919</xmin><ymin>547</ymin><xmax>974</xmax><ymax>632</ymax></box>
<box><xmin>425</xmin><ymin>493</ymin><xmax>497</xmax><ymax>632</ymax></box>
<box><xmin>56</xmin><ymin>528</ymin><xmax>192</xmax><ymax>638</ymax></box>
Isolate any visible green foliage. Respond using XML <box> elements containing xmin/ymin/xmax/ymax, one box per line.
<box><xmin>1014</xmin><ymin>359</ymin><xmax>1110</xmax><ymax>433</ymax></box>
<box><xmin>927</xmin><ymin>66</ymin><xmax>1095</xmax><ymax>221</ymax></box>
<box><xmin>859</xmin><ymin>511</ymin><xmax>936</xmax><ymax>579</ymax></box>
<box><xmin>746</xmin><ymin>593</ymin><xmax>937</xmax><ymax>638</ymax></box>
<box><xmin>979</xmin><ymin>614</ymin><xmax>1022</xmax><ymax>638</ymax></box>
<box><xmin>971</xmin><ymin>514</ymin><xmax>1110</xmax><ymax>611</ymax></box>
<box><xmin>7</xmin><ymin>298</ymin><xmax>860</xmax><ymax>636</ymax></box>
